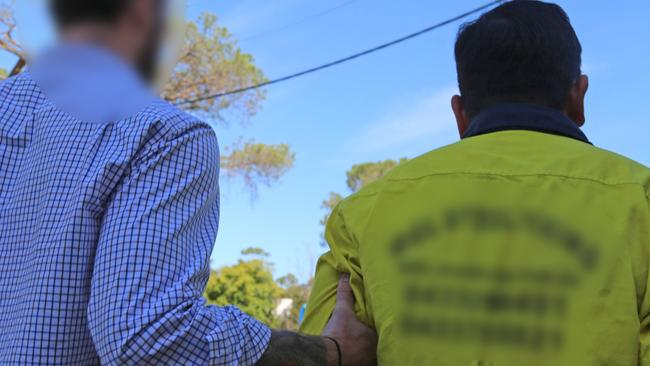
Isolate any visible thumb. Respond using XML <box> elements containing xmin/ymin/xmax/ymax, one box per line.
<box><xmin>334</xmin><ymin>273</ymin><xmax>355</xmax><ymax>314</ymax></box>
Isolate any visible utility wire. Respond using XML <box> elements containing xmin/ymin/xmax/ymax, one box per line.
<box><xmin>175</xmin><ymin>0</ymin><xmax>505</xmax><ymax>106</ymax></box>
<box><xmin>239</xmin><ymin>0</ymin><xmax>360</xmax><ymax>43</ymax></box>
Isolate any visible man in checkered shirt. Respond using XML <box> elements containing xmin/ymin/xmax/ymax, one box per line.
<box><xmin>0</xmin><ymin>0</ymin><xmax>377</xmax><ymax>365</ymax></box>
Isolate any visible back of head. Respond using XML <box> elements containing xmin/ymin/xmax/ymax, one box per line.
<box><xmin>455</xmin><ymin>0</ymin><xmax>582</xmax><ymax>119</ymax></box>
<box><xmin>50</xmin><ymin>0</ymin><xmax>132</xmax><ymax>28</ymax></box>
<box><xmin>47</xmin><ymin>0</ymin><xmax>168</xmax><ymax>83</ymax></box>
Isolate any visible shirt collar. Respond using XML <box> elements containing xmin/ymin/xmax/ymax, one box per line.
<box><xmin>29</xmin><ymin>42</ymin><xmax>155</xmax><ymax>124</ymax></box>
<box><xmin>462</xmin><ymin>103</ymin><xmax>591</xmax><ymax>144</ymax></box>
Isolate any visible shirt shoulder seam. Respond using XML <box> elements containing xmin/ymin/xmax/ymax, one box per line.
<box><xmin>387</xmin><ymin>170</ymin><xmax>647</xmax><ymax>189</ymax></box>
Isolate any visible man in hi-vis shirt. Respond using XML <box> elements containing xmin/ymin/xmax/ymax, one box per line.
<box><xmin>301</xmin><ymin>1</ymin><xmax>650</xmax><ymax>365</ymax></box>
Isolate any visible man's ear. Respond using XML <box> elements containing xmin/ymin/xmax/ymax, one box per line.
<box><xmin>566</xmin><ymin>74</ymin><xmax>589</xmax><ymax>127</ymax></box>
<box><xmin>452</xmin><ymin>95</ymin><xmax>470</xmax><ymax>138</ymax></box>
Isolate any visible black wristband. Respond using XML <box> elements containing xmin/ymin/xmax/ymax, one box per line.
<box><xmin>324</xmin><ymin>336</ymin><xmax>342</xmax><ymax>366</ymax></box>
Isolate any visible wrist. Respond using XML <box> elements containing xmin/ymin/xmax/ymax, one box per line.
<box><xmin>323</xmin><ymin>336</ymin><xmax>342</xmax><ymax>366</ymax></box>
<box><xmin>257</xmin><ymin>331</ymin><xmax>330</xmax><ymax>366</ymax></box>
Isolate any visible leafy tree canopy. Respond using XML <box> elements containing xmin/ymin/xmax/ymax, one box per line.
<box><xmin>275</xmin><ymin>274</ymin><xmax>311</xmax><ymax>331</ymax></box>
<box><xmin>204</xmin><ymin>248</ymin><xmax>311</xmax><ymax>329</ymax></box>
<box><xmin>241</xmin><ymin>246</ymin><xmax>270</xmax><ymax>257</ymax></box>
<box><xmin>345</xmin><ymin>158</ymin><xmax>409</xmax><ymax>193</ymax></box>
<box><xmin>221</xmin><ymin>141</ymin><xmax>296</xmax><ymax>197</ymax></box>
<box><xmin>204</xmin><ymin>247</ymin><xmax>283</xmax><ymax>326</ymax></box>
<box><xmin>162</xmin><ymin>13</ymin><xmax>266</xmax><ymax>123</ymax></box>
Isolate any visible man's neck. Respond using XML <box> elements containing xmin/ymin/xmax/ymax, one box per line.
<box><xmin>61</xmin><ymin>24</ymin><xmax>135</xmax><ymax>66</ymax></box>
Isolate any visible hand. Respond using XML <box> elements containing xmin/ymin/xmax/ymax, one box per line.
<box><xmin>255</xmin><ymin>274</ymin><xmax>377</xmax><ymax>366</ymax></box>
<box><xmin>322</xmin><ymin>274</ymin><xmax>378</xmax><ymax>366</ymax></box>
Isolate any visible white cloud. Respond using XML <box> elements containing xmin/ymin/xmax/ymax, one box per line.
<box><xmin>346</xmin><ymin>87</ymin><xmax>458</xmax><ymax>154</ymax></box>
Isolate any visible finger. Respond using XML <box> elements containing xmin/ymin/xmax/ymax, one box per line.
<box><xmin>334</xmin><ymin>273</ymin><xmax>355</xmax><ymax>314</ymax></box>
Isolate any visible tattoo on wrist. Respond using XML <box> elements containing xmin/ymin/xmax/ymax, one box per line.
<box><xmin>256</xmin><ymin>330</ymin><xmax>327</xmax><ymax>366</ymax></box>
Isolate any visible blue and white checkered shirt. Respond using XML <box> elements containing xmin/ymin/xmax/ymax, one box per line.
<box><xmin>0</xmin><ymin>43</ymin><xmax>271</xmax><ymax>365</ymax></box>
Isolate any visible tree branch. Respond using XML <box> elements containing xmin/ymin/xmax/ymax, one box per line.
<box><xmin>0</xmin><ymin>2</ymin><xmax>25</xmax><ymax>60</ymax></box>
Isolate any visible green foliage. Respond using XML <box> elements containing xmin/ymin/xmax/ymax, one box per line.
<box><xmin>0</xmin><ymin>68</ymin><xmax>6</xmax><ymax>80</ymax></box>
<box><xmin>221</xmin><ymin>141</ymin><xmax>296</xmax><ymax>196</ymax></box>
<box><xmin>241</xmin><ymin>247</ymin><xmax>270</xmax><ymax>257</ymax></box>
<box><xmin>162</xmin><ymin>13</ymin><xmax>267</xmax><ymax>123</ymax></box>
<box><xmin>277</xmin><ymin>273</ymin><xmax>299</xmax><ymax>288</ymax></box>
<box><xmin>275</xmin><ymin>274</ymin><xmax>312</xmax><ymax>331</ymax></box>
<box><xmin>159</xmin><ymin>13</ymin><xmax>295</xmax><ymax>195</ymax></box>
<box><xmin>204</xmin><ymin>248</ymin><xmax>283</xmax><ymax>326</ymax></box>
<box><xmin>203</xmin><ymin>248</ymin><xmax>312</xmax><ymax>329</ymax></box>
<box><xmin>320</xmin><ymin>192</ymin><xmax>344</xmax><ymax>227</ymax></box>
<box><xmin>346</xmin><ymin>158</ymin><xmax>409</xmax><ymax>192</ymax></box>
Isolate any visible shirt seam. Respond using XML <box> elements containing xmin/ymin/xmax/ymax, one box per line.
<box><xmin>337</xmin><ymin>172</ymin><xmax>646</xmax><ymax>206</ymax></box>
<box><xmin>386</xmin><ymin>171</ymin><xmax>648</xmax><ymax>189</ymax></box>
<box><xmin>123</xmin><ymin>124</ymin><xmax>215</xmax><ymax>189</ymax></box>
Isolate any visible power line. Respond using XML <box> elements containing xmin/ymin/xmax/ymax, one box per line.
<box><xmin>238</xmin><ymin>0</ymin><xmax>360</xmax><ymax>43</ymax></box>
<box><xmin>175</xmin><ymin>0</ymin><xmax>505</xmax><ymax>106</ymax></box>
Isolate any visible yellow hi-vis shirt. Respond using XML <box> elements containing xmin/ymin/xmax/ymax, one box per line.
<box><xmin>300</xmin><ymin>105</ymin><xmax>650</xmax><ymax>365</ymax></box>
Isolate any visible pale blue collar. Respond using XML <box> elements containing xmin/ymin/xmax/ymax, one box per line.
<box><xmin>29</xmin><ymin>42</ymin><xmax>156</xmax><ymax>124</ymax></box>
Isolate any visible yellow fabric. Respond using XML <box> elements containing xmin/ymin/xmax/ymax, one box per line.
<box><xmin>300</xmin><ymin>130</ymin><xmax>650</xmax><ymax>365</ymax></box>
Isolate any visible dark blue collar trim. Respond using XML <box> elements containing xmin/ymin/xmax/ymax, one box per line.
<box><xmin>462</xmin><ymin>104</ymin><xmax>591</xmax><ymax>145</ymax></box>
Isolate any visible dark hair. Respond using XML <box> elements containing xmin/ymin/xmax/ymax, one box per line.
<box><xmin>50</xmin><ymin>0</ymin><xmax>132</xmax><ymax>26</ymax></box>
<box><xmin>454</xmin><ymin>0</ymin><xmax>582</xmax><ymax>119</ymax></box>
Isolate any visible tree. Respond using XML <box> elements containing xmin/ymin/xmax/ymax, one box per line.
<box><xmin>221</xmin><ymin>141</ymin><xmax>295</xmax><ymax>197</ymax></box>
<box><xmin>163</xmin><ymin>13</ymin><xmax>295</xmax><ymax>195</ymax></box>
<box><xmin>204</xmin><ymin>248</ymin><xmax>313</xmax><ymax>329</ymax></box>
<box><xmin>162</xmin><ymin>13</ymin><xmax>265</xmax><ymax>122</ymax></box>
<box><xmin>275</xmin><ymin>274</ymin><xmax>312</xmax><ymax>331</ymax></box>
<box><xmin>320</xmin><ymin>192</ymin><xmax>344</xmax><ymax>228</ymax></box>
<box><xmin>240</xmin><ymin>247</ymin><xmax>271</xmax><ymax>257</ymax></box>
<box><xmin>0</xmin><ymin>5</ymin><xmax>294</xmax><ymax>195</ymax></box>
<box><xmin>0</xmin><ymin>0</ymin><xmax>25</xmax><ymax>77</ymax></box>
<box><xmin>345</xmin><ymin>159</ymin><xmax>409</xmax><ymax>193</ymax></box>
<box><xmin>204</xmin><ymin>247</ymin><xmax>283</xmax><ymax>326</ymax></box>
<box><xmin>320</xmin><ymin>159</ymin><xmax>407</xmax><ymax>244</ymax></box>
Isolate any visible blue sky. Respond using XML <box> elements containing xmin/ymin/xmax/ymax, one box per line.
<box><xmin>2</xmin><ymin>0</ymin><xmax>649</xmax><ymax>281</ymax></box>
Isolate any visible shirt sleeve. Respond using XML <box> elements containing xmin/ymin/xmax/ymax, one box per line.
<box><xmin>639</xmin><ymin>191</ymin><xmax>650</xmax><ymax>365</ymax></box>
<box><xmin>87</xmin><ymin>123</ymin><xmax>270</xmax><ymax>366</ymax></box>
<box><xmin>299</xmin><ymin>204</ymin><xmax>371</xmax><ymax>335</ymax></box>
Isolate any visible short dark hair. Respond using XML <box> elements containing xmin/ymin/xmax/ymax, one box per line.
<box><xmin>50</xmin><ymin>0</ymin><xmax>132</xmax><ymax>26</ymax></box>
<box><xmin>454</xmin><ymin>0</ymin><xmax>582</xmax><ymax>119</ymax></box>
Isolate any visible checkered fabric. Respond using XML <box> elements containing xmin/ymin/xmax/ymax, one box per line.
<box><xmin>0</xmin><ymin>43</ymin><xmax>270</xmax><ymax>365</ymax></box>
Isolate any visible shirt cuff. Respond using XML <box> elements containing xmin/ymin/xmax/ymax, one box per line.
<box><xmin>206</xmin><ymin>305</ymin><xmax>272</xmax><ymax>366</ymax></box>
